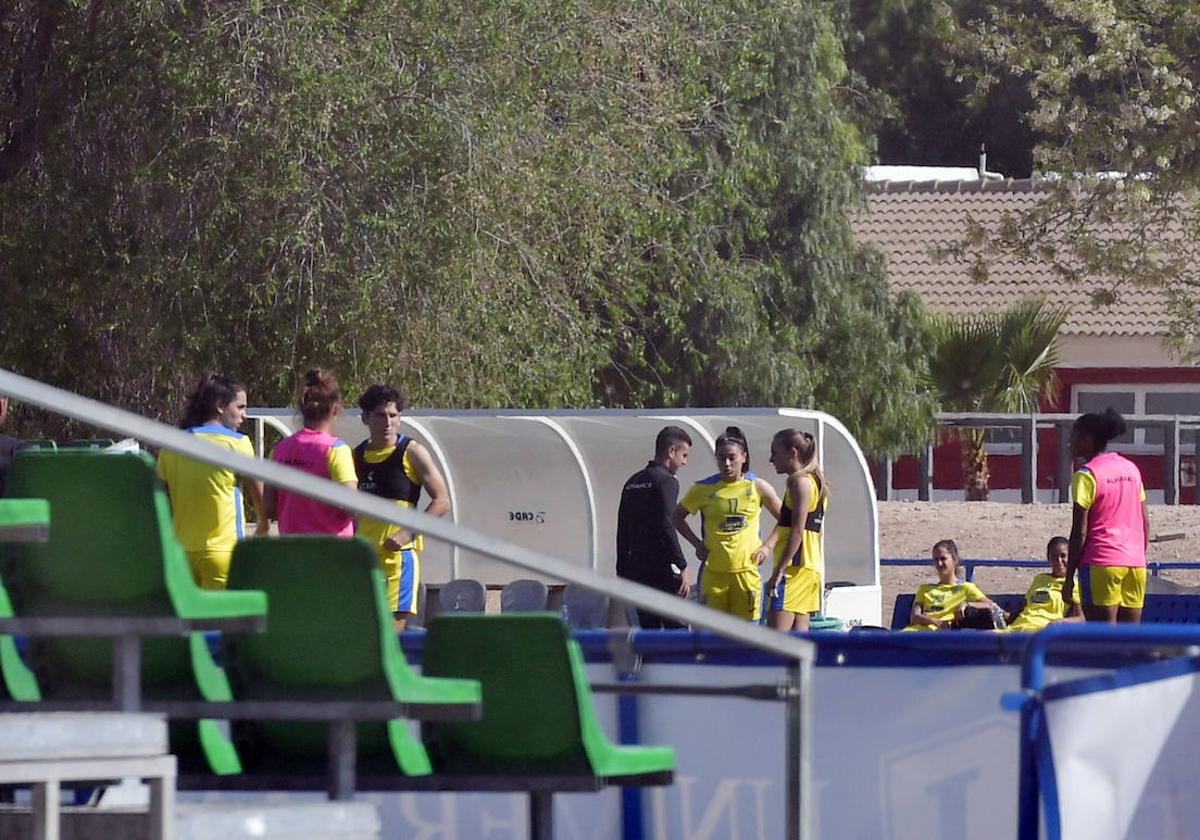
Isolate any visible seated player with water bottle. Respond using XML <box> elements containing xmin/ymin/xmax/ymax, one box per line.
<box><xmin>904</xmin><ymin>539</ymin><xmax>1002</xmax><ymax>631</ymax></box>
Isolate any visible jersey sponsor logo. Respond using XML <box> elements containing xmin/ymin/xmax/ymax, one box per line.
<box><xmin>719</xmin><ymin>514</ymin><xmax>747</xmax><ymax>533</ymax></box>
<box><xmin>719</xmin><ymin>498</ymin><xmax>748</xmax><ymax>532</ymax></box>
<box><xmin>624</xmin><ymin>481</ymin><xmax>654</xmax><ymax>491</ymax></box>
<box><xmin>1104</xmin><ymin>475</ymin><xmax>1139</xmax><ymax>485</ymax></box>
<box><xmin>1032</xmin><ymin>590</ymin><xmax>1052</xmax><ymax>604</ymax></box>
<box><xmin>276</xmin><ymin>456</ymin><xmax>319</xmax><ymax>468</ymax></box>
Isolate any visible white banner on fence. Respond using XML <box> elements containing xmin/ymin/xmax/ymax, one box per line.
<box><xmin>1042</xmin><ymin>658</ymin><xmax>1200</xmax><ymax>840</ymax></box>
<box><xmin>182</xmin><ymin>658</ymin><xmax>1105</xmax><ymax>839</ymax></box>
<box><xmin>634</xmin><ymin>662</ymin><xmax>1022</xmax><ymax>840</ymax></box>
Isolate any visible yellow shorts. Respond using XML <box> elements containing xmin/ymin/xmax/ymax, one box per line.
<box><xmin>1081</xmin><ymin>565</ymin><xmax>1146</xmax><ymax>609</ymax></box>
<box><xmin>185</xmin><ymin>548</ymin><xmax>233</xmax><ymax>590</ymax></box>
<box><xmin>770</xmin><ymin>566</ymin><xmax>821</xmax><ymax>615</ymax></box>
<box><xmin>700</xmin><ymin>568</ymin><xmax>762</xmax><ymax>621</ymax></box>
<box><xmin>380</xmin><ymin>547</ymin><xmax>421</xmax><ymax>615</ymax></box>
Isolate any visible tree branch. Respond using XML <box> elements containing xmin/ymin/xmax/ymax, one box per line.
<box><xmin>0</xmin><ymin>0</ymin><xmax>67</xmax><ymax>184</ymax></box>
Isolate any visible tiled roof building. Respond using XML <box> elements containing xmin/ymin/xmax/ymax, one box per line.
<box><xmin>854</xmin><ymin>178</ymin><xmax>1176</xmax><ymax>366</ymax></box>
<box><xmin>854</xmin><ymin>173</ymin><xmax>1200</xmax><ymax>503</ymax></box>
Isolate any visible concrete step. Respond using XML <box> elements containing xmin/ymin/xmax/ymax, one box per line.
<box><xmin>0</xmin><ymin>713</ymin><xmax>166</xmax><ymax>761</ymax></box>
<box><xmin>0</xmin><ymin>801</ymin><xmax>381</xmax><ymax>839</ymax></box>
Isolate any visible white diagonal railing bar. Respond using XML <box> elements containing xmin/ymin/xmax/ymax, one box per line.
<box><xmin>0</xmin><ymin>368</ymin><xmax>812</xmax><ymax>663</ymax></box>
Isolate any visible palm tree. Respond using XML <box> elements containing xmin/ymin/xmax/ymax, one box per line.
<box><xmin>927</xmin><ymin>299</ymin><xmax>1068</xmax><ymax>501</ymax></box>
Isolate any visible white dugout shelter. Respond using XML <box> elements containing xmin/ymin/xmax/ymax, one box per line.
<box><xmin>247</xmin><ymin>408</ymin><xmax>882</xmax><ymax>626</ymax></box>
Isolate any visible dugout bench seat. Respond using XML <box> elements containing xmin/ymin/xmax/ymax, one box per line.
<box><xmin>889</xmin><ymin>592</ymin><xmax>1200</xmax><ymax>631</ymax></box>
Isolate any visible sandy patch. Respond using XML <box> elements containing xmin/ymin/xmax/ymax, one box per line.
<box><xmin>877</xmin><ymin>501</ymin><xmax>1200</xmax><ymax>627</ymax></box>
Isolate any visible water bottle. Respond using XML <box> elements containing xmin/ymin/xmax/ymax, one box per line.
<box><xmin>991</xmin><ymin>604</ymin><xmax>1007</xmax><ymax>630</ymax></box>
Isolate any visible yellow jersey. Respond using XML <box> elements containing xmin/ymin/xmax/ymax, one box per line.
<box><xmin>1071</xmin><ymin>469</ymin><xmax>1146</xmax><ymax>509</ymax></box>
<box><xmin>1008</xmin><ymin>573</ymin><xmax>1077</xmax><ymax>633</ymax></box>
<box><xmin>905</xmin><ymin>581</ymin><xmax>987</xmax><ymax>631</ymax></box>
<box><xmin>157</xmin><ymin>424</ymin><xmax>254</xmax><ymax>552</ymax></box>
<box><xmin>773</xmin><ymin>474</ymin><xmax>824</xmax><ymax>574</ymax></box>
<box><xmin>680</xmin><ymin>473</ymin><xmax>764</xmax><ymax>574</ymax></box>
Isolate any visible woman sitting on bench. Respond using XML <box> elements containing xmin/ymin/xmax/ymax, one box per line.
<box><xmin>904</xmin><ymin>539</ymin><xmax>1000</xmax><ymax>631</ymax></box>
<box><xmin>1002</xmin><ymin>536</ymin><xmax>1084</xmax><ymax>633</ymax></box>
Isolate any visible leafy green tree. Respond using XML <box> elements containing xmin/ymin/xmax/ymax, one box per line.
<box><xmin>927</xmin><ymin>299</ymin><xmax>1066</xmax><ymax>500</ymax></box>
<box><xmin>938</xmin><ymin>0</ymin><xmax>1200</xmax><ymax>357</ymax></box>
<box><xmin>0</xmin><ymin>0</ymin><xmax>937</xmax><ymax>453</ymax></box>
<box><xmin>847</xmin><ymin>0</ymin><xmax>1037</xmax><ymax>176</ymax></box>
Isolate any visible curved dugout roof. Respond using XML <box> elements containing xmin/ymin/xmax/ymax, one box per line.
<box><xmin>247</xmin><ymin>408</ymin><xmax>880</xmax><ymax>588</ymax></box>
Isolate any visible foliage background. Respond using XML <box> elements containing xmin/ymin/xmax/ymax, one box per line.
<box><xmin>0</xmin><ymin>0</ymin><xmax>938</xmax><ymax>453</ymax></box>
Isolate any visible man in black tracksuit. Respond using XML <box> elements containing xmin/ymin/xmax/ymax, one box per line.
<box><xmin>616</xmin><ymin>426</ymin><xmax>693</xmax><ymax>629</ymax></box>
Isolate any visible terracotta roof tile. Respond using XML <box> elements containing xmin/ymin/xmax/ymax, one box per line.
<box><xmin>854</xmin><ymin>182</ymin><xmax>1171</xmax><ymax>337</ymax></box>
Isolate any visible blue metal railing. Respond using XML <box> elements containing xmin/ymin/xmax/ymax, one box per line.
<box><xmin>1009</xmin><ymin>623</ymin><xmax>1200</xmax><ymax>840</ymax></box>
<box><xmin>882</xmin><ymin>556</ymin><xmax>1198</xmax><ymax>581</ymax></box>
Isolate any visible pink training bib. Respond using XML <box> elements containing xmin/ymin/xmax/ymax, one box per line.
<box><xmin>1080</xmin><ymin>451</ymin><xmax>1146</xmax><ymax>568</ymax></box>
<box><xmin>271</xmin><ymin>428</ymin><xmax>354</xmax><ymax>537</ymax></box>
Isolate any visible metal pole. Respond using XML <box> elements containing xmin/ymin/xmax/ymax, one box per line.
<box><xmin>112</xmin><ymin>633</ymin><xmax>142</xmax><ymax>712</ymax></box>
<box><xmin>801</xmin><ymin>657</ymin><xmax>813</xmax><ymax>840</ymax></box>
<box><xmin>1164</xmin><ymin>418</ymin><xmax>1180</xmax><ymax>505</ymax></box>
<box><xmin>874</xmin><ymin>457</ymin><xmax>892</xmax><ymax>502</ymax></box>
<box><xmin>148</xmin><ymin>767</ymin><xmax>177</xmax><ymax>840</ymax></box>
<box><xmin>785</xmin><ymin>658</ymin><xmax>812</xmax><ymax>839</ymax></box>
<box><xmin>918</xmin><ymin>442</ymin><xmax>933</xmax><ymax>502</ymax></box>
<box><xmin>530</xmin><ymin>791</ymin><xmax>554</xmax><ymax>840</ymax></box>
<box><xmin>786</xmin><ymin>661</ymin><xmax>800</xmax><ymax>839</ymax></box>
<box><xmin>1016</xmin><ymin>701</ymin><xmax>1040</xmax><ymax>840</ymax></box>
<box><xmin>327</xmin><ymin>719</ymin><xmax>357</xmax><ymax>801</ymax></box>
<box><xmin>1056</xmin><ymin>421</ymin><xmax>1072</xmax><ymax>503</ymax></box>
<box><xmin>1019</xmin><ymin>416</ymin><xmax>1037</xmax><ymax>504</ymax></box>
<box><xmin>32</xmin><ymin>779</ymin><xmax>60</xmax><ymax>840</ymax></box>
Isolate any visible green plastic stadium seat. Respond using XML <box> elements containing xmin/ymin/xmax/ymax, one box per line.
<box><xmin>19</xmin><ymin>440</ymin><xmax>57</xmax><ymax>453</ymax></box>
<box><xmin>0</xmin><ymin>499</ymin><xmax>49</xmax><ymax>702</ymax></box>
<box><xmin>0</xmin><ymin>498</ymin><xmax>49</xmax><ymax>544</ymax></box>
<box><xmin>221</xmin><ymin>536</ymin><xmax>481</xmax><ymax>779</ymax></box>
<box><xmin>0</xmin><ymin>450</ymin><xmax>267</xmax><ymax>773</ymax></box>
<box><xmin>422</xmin><ymin>613</ymin><xmax>675</xmax><ymax>782</ymax></box>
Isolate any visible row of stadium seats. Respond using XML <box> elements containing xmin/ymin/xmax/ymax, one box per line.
<box><xmin>0</xmin><ymin>449</ymin><xmax>675</xmax><ymax>837</ymax></box>
<box><xmin>418</xmin><ymin>577</ymin><xmax>613</xmax><ymax>629</ymax></box>
<box><xmin>17</xmin><ymin>439</ymin><xmax>117</xmax><ymax>452</ymax></box>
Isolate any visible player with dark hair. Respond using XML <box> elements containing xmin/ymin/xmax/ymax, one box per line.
<box><xmin>157</xmin><ymin>373</ymin><xmax>267</xmax><ymax>589</ymax></box>
<box><xmin>353</xmin><ymin>384</ymin><xmax>449</xmax><ymax>630</ymax></box>
<box><xmin>616</xmin><ymin>426</ymin><xmax>694</xmax><ymax>629</ymax></box>
<box><xmin>1004</xmin><ymin>536</ymin><xmax>1083</xmax><ymax>632</ymax></box>
<box><xmin>672</xmin><ymin>427</ymin><xmax>782</xmax><ymax>621</ymax></box>
<box><xmin>1064</xmin><ymin>407</ymin><xmax>1150</xmax><ymax>624</ymax></box>
<box><xmin>904</xmin><ymin>539</ymin><xmax>999</xmax><ymax>630</ymax></box>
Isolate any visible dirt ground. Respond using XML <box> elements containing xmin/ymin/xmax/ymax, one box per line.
<box><xmin>878</xmin><ymin>501</ymin><xmax>1200</xmax><ymax>627</ymax></box>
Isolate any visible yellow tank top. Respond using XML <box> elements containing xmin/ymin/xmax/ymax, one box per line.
<box><xmin>355</xmin><ymin>442</ymin><xmax>424</xmax><ymax>553</ymax></box>
<box><xmin>773</xmin><ymin>474</ymin><xmax>824</xmax><ymax>574</ymax></box>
